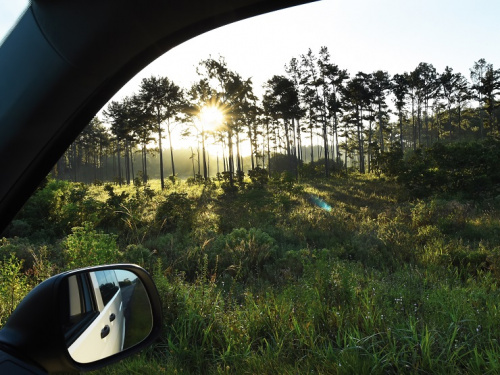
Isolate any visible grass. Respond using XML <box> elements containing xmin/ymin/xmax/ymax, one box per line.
<box><xmin>3</xmin><ymin>174</ymin><xmax>500</xmax><ymax>373</ymax></box>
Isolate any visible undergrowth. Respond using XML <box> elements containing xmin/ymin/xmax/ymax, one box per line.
<box><xmin>1</xmin><ymin>174</ymin><xmax>500</xmax><ymax>374</ymax></box>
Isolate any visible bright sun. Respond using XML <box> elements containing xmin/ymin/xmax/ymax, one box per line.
<box><xmin>199</xmin><ymin>105</ymin><xmax>224</xmax><ymax>131</ymax></box>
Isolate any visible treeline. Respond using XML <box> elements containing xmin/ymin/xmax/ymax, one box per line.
<box><xmin>54</xmin><ymin>48</ymin><xmax>500</xmax><ymax>185</ymax></box>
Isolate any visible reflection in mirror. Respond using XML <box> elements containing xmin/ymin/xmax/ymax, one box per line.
<box><xmin>61</xmin><ymin>269</ymin><xmax>153</xmax><ymax>363</ymax></box>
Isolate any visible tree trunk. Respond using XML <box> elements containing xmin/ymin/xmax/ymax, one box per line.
<box><xmin>357</xmin><ymin>106</ymin><xmax>365</xmax><ymax>174</ymax></box>
<box><xmin>167</xmin><ymin>119</ymin><xmax>176</xmax><ymax>178</ymax></box>
<box><xmin>117</xmin><ymin>139</ymin><xmax>122</xmax><ymax>186</ymax></box>
<box><xmin>158</xmin><ymin>118</ymin><xmax>165</xmax><ymax>189</ymax></box>
<box><xmin>399</xmin><ymin>111</ymin><xmax>404</xmax><ymax>152</ymax></box>
<box><xmin>378</xmin><ymin>102</ymin><xmax>384</xmax><ymax>152</ymax></box>
<box><xmin>202</xmin><ymin>131</ymin><xmax>208</xmax><ymax>180</ymax></box>
<box><xmin>227</xmin><ymin>128</ymin><xmax>234</xmax><ymax>185</ymax></box>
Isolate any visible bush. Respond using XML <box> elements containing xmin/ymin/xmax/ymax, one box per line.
<box><xmin>380</xmin><ymin>139</ymin><xmax>500</xmax><ymax>198</ymax></box>
<box><xmin>210</xmin><ymin>228</ymin><xmax>278</xmax><ymax>281</ymax></box>
<box><xmin>14</xmin><ymin>179</ymin><xmax>101</xmax><ymax>240</ymax></box>
<box><xmin>63</xmin><ymin>222</ymin><xmax>121</xmax><ymax>269</ymax></box>
<box><xmin>155</xmin><ymin>192</ymin><xmax>194</xmax><ymax>234</ymax></box>
<box><xmin>0</xmin><ymin>254</ymin><xmax>30</xmax><ymax>327</ymax></box>
<box><xmin>122</xmin><ymin>244</ymin><xmax>153</xmax><ymax>268</ymax></box>
<box><xmin>248</xmin><ymin>167</ymin><xmax>269</xmax><ymax>188</ymax></box>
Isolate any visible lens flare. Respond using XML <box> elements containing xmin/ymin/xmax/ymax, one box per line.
<box><xmin>308</xmin><ymin>194</ymin><xmax>332</xmax><ymax>212</ymax></box>
<box><xmin>199</xmin><ymin>105</ymin><xmax>224</xmax><ymax>131</ymax></box>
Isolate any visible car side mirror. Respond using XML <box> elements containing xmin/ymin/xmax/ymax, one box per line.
<box><xmin>0</xmin><ymin>264</ymin><xmax>162</xmax><ymax>374</ymax></box>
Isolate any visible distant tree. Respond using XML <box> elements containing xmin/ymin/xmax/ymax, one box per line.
<box><xmin>104</xmin><ymin>98</ymin><xmax>137</xmax><ymax>185</ymax></box>
<box><xmin>197</xmin><ymin>56</ymin><xmax>255</xmax><ymax>185</ymax></box>
<box><xmin>302</xmin><ymin>48</ymin><xmax>331</xmax><ymax>176</ymax></box>
<box><xmin>439</xmin><ymin>66</ymin><xmax>459</xmax><ymax>138</ymax></box>
<box><xmin>285</xmin><ymin>57</ymin><xmax>306</xmax><ymax>163</ymax></box>
<box><xmin>369</xmin><ymin>70</ymin><xmax>391</xmax><ymax>152</ymax></box>
<box><xmin>263</xmin><ymin>75</ymin><xmax>300</xmax><ymax>173</ymax></box>
<box><xmin>128</xmin><ymin>95</ymin><xmax>155</xmax><ymax>183</ymax></box>
<box><xmin>479</xmin><ymin>66</ymin><xmax>500</xmax><ymax>134</ymax></box>
<box><xmin>139</xmin><ymin>76</ymin><xmax>185</xmax><ymax>189</ymax></box>
<box><xmin>343</xmin><ymin>72</ymin><xmax>371</xmax><ymax>173</ymax></box>
<box><xmin>392</xmin><ymin>73</ymin><xmax>409</xmax><ymax>151</ymax></box>
<box><xmin>323</xmin><ymin>62</ymin><xmax>349</xmax><ymax>164</ymax></box>
<box><xmin>470</xmin><ymin>58</ymin><xmax>491</xmax><ymax>138</ymax></box>
<box><xmin>415</xmin><ymin>63</ymin><xmax>438</xmax><ymax>146</ymax></box>
<box><xmin>453</xmin><ymin>73</ymin><xmax>471</xmax><ymax>138</ymax></box>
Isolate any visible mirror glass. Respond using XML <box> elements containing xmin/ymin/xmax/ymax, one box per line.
<box><xmin>60</xmin><ymin>269</ymin><xmax>153</xmax><ymax>363</ymax></box>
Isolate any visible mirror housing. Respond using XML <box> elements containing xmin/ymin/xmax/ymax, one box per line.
<box><xmin>0</xmin><ymin>264</ymin><xmax>162</xmax><ymax>373</ymax></box>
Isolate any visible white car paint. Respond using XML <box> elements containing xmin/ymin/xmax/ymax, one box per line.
<box><xmin>68</xmin><ymin>271</ymin><xmax>125</xmax><ymax>363</ymax></box>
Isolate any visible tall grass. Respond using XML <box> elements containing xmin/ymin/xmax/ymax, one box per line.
<box><xmin>2</xmin><ymin>175</ymin><xmax>500</xmax><ymax>373</ymax></box>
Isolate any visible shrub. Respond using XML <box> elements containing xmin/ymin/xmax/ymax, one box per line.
<box><xmin>14</xmin><ymin>179</ymin><xmax>101</xmax><ymax>239</ymax></box>
<box><xmin>247</xmin><ymin>167</ymin><xmax>269</xmax><ymax>188</ymax></box>
<box><xmin>0</xmin><ymin>254</ymin><xmax>30</xmax><ymax>327</ymax></box>
<box><xmin>63</xmin><ymin>222</ymin><xmax>121</xmax><ymax>269</ymax></box>
<box><xmin>210</xmin><ymin>228</ymin><xmax>278</xmax><ymax>281</ymax></box>
<box><xmin>381</xmin><ymin>139</ymin><xmax>500</xmax><ymax>198</ymax></box>
<box><xmin>155</xmin><ymin>192</ymin><xmax>194</xmax><ymax>234</ymax></box>
<box><xmin>122</xmin><ymin>244</ymin><xmax>153</xmax><ymax>268</ymax></box>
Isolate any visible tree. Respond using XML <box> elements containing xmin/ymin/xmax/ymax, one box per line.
<box><xmin>439</xmin><ymin>66</ymin><xmax>459</xmax><ymax>139</ymax></box>
<box><xmin>263</xmin><ymin>75</ymin><xmax>300</xmax><ymax>173</ymax></box>
<box><xmin>479</xmin><ymin>65</ymin><xmax>500</xmax><ymax>134</ymax></box>
<box><xmin>139</xmin><ymin>76</ymin><xmax>185</xmax><ymax>189</ymax></box>
<box><xmin>343</xmin><ymin>72</ymin><xmax>371</xmax><ymax>173</ymax></box>
<box><xmin>128</xmin><ymin>95</ymin><xmax>155</xmax><ymax>183</ymax></box>
<box><xmin>323</xmin><ymin>62</ymin><xmax>348</xmax><ymax>164</ymax></box>
<box><xmin>104</xmin><ymin>98</ymin><xmax>136</xmax><ymax>185</ymax></box>
<box><xmin>302</xmin><ymin>48</ymin><xmax>331</xmax><ymax>176</ymax></box>
<box><xmin>470</xmin><ymin>58</ymin><xmax>491</xmax><ymax>138</ymax></box>
<box><xmin>369</xmin><ymin>70</ymin><xmax>391</xmax><ymax>152</ymax></box>
<box><xmin>453</xmin><ymin>73</ymin><xmax>471</xmax><ymax>138</ymax></box>
<box><xmin>392</xmin><ymin>73</ymin><xmax>409</xmax><ymax>151</ymax></box>
<box><xmin>285</xmin><ymin>57</ymin><xmax>306</xmax><ymax>164</ymax></box>
<box><xmin>197</xmin><ymin>56</ymin><xmax>255</xmax><ymax>185</ymax></box>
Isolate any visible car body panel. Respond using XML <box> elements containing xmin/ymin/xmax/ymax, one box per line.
<box><xmin>69</xmin><ymin>271</ymin><xmax>125</xmax><ymax>363</ymax></box>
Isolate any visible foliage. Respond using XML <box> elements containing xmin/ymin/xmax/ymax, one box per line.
<box><xmin>377</xmin><ymin>138</ymin><xmax>500</xmax><ymax>198</ymax></box>
<box><xmin>155</xmin><ymin>192</ymin><xmax>194</xmax><ymax>234</ymax></box>
<box><xmin>62</xmin><ymin>222</ymin><xmax>121</xmax><ymax>269</ymax></box>
<box><xmin>247</xmin><ymin>167</ymin><xmax>269</xmax><ymax>188</ymax></box>
<box><xmin>12</xmin><ymin>179</ymin><xmax>101</xmax><ymax>241</ymax></box>
<box><xmin>0</xmin><ymin>254</ymin><xmax>30</xmax><ymax>327</ymax></box>
<box><xmin>4</xmin><ymin>175</ymin><xmax>500</xmax><ymax>373</ymax></box>
<box><xmin>209</xmin><ymin>227</ymin><xmax>278</xmax><ymax>281</ymax></box>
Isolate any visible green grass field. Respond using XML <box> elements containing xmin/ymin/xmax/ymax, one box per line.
<box><xmin>2</xmin><ymin>174</ymin><xmax>500</xmax><ymax>374</ymax></box>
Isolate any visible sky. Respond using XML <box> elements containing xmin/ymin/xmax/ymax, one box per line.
<box><xmin>2</xmin><ymin>0</ymin><xmax>499</xmax><ymax>103</ymax></box>
<box><xmin>1</xmin><ymin>0</ymin><xmax>500</xmax><ymax>155</ymax></box>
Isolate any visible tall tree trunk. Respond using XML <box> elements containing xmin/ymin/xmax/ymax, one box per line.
<box><xmin>296</xmin><ymin>118</ymin><xmax>303</xmax><ymax>162</ymax></box>
<box><xmin>197</xmin><ymin>140</ymin><xmax>201</xmax><ymax>176</ymax></box>
<box><xmin>266</xmin><ymin>120</ymin><xmax>271</xmax><ymax>174</ymax></box>
<box><xmin>236</xmin><ymin>132</ymin><xmax>241</xmax><ymax>173</ymax></box>
<box><xmin>202</xmin><ymin>131</ymin><xmax>208</xmax><ymax>180</ymax></box>
<box><xmin>368</xmin><ymin>115</ymin><xmax>373</xmax><ymax>173</ymax></box>
<box><xmin>124</xmin><ymin>138</ymin><xmax>130</xmax><ymax>185</ymax></box>
<box><xmin>117</xmin><ymin>139</ymin><xmax>122</xmax><ymax>186</ymax></box>
<box><xmin>190</xmin><ymin>147</ymin><xmax>196</xmax><ymax>178</ymax></box>
<box><xmin>158</xmin><ymin>118</ymin><xmax>165</xmax><ymax>189</ymax></box>
<box><xmin>167</xmin><ymin>119</ymin><xmax>176</xmax><ymax>178</ymax></box>
<box><xmin>323</xmin><ymin>120</ymin><xmax>329</xmax><ymax>177</ymax></box>
<box><xmin>248</xmin><ymin>125</ymin><xmax>255</xmax><ymax>170</ymax></box>
<box><xmin>310</xmin><ymin>118</ymin><xmax>314</xmax><ymax>163</ymax></box>
<box><xmin>227</xmin><ymin>128</ymin><xmax>234</xmax><ymax>185</ymax></box>
<box><xmin>357</xmin><ymin>106</ymin><xmax>365</xmax><ymax>174</ymax></box>
<box><xmin>399</xmin><ymin>111</ymin><xmax>404</xmax><ymax>152</ymax></box>
<box><xmin>130</xmin><ymin>145</ymin><xmax>134</xmax><ymax>182</ymax></box>
<box><xmin>378</xmin><ymin>102</ymin><xmax>384</xmax><ymax>152</ymax></box>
